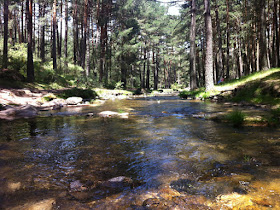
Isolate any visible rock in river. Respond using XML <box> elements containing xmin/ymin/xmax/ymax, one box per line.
<box><xmin>0</xmin><ymin>104</ymin><xmax>38</xmax><ymax>120</ymax></box>
<box><xmin>66</xmin><ymin>97</ymin><xmax>83</xmax><ymax>105</ymax></box>
<box><xmin>98</xmin><ymin>111</ymin><xmax>129</xmax><ymax>118</ymax></box>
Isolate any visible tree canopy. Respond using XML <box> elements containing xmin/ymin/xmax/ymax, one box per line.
<box><xmin>0</xmin><ymin>0</ymin><xmax>279</xmax><ymax>90</ymax></box>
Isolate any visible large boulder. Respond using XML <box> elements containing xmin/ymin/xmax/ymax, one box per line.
<box><xmin>0</xmin><ymin>105</ymin><xmax>38</xmax><ymax>120</ymax></box>
<box><xmin>66</xmin><ymin>97</ymin><xmax>83</xmax><ymax>105</ymax></box>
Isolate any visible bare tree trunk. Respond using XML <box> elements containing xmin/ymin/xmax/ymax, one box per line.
<box><xmin>146</xmin><ymin>49</ymin><xmax>150</xmax><ymax>89</ymax></box>
<box><xmin>64</xmin><ymin>0</ymin><xmax>68</xmax><ymax>68</ymax></box>
<box><xmin>204</xmin><ymin>0</ymin><xmax>214</xmax><ymax>91</ymax></box>
<box><xmin>274</xmin><ymin>0</ymin><xmax>279</xmax><ymax>66</ymax></box>
<box><xmin>226</xmin><ymin>0</ymin><xmax>230</xmax><ymax>79</ymax></box>
<box><xmin>73</xmin><ymin>0</ymin><xmax>78</xmax><ymax>65</ymax></box>
<box><xmin>26</xmin><ymin>0</ymin><xmax>34</xmax><ymax>82</ymax></box>
<box><xmin>190</xmin><ymin>0</ymin><xmax>197</xmax><ymax>90</ymax></box>
<box><xmin>142</xmin><ymin>46</ymin><xmax>146</xmax><ymax>89</ymax></box>
<box><xmin>214</xmin><ymin>0</ymin><xmax>224</xmax><ymax>79</ymax></box>
<box><xmin>82</xmin><ymin>0</ymin><xmax>89</xmax><ymax>70</ymax></box>
<box><xmin>40</xmin><ymin>1</ymin><xmax>46</xmax><ymax>62</ymax></box>
<box><xmin>52</xmin><ymin>0</ymin><xmax>57</xmax><ymax>70</ymax></box>
<box><xmin>2</xmin><ymin>0</ymin><xmax>8</xmax><ymax>69</ymax></box>
<box><xmin>21</xmin><ymin>1</ymin><xmax>25</xmax><ymax>43</ymax></box>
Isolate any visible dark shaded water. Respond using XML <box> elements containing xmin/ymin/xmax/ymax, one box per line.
<box><xmin>1</xmin><ymin>96</ymin><xmax>280</xmax><ymax>209</ymax></box>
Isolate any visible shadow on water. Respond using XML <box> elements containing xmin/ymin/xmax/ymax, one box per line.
<box><xmin>0</xmin><ymin>96</ymin><xmax>280</xmax><ymax>208</ymax></box>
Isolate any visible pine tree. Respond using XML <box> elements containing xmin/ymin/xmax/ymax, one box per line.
<box><xmin>2</xmin><ymin>0</ymin><xmax>8</xmax><ymax>69</ymax></box>
<box><xmin>26</xmin><ymin>0</ymin><xmax>35</xmax><ymax>82</ymax></box>
<box><xmin>204</xmin><ymin>0</ymin><xmax>214</xmax><ymax>91</ymax></box>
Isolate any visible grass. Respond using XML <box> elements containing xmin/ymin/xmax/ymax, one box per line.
<box><xmin>226</xmin><ymin>110</ymin><xmax>246</xmax><ymax>127</ymax></box>
<box><xmin>179</xmin><ymin>68</ymin><xmax>280</xmax><ymax>107</ymax></box>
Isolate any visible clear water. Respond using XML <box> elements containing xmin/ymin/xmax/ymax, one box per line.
<box><xmin>1</xmin><ymin>96</ymin><xmax>280</xmax><ymax>209</ymax></box>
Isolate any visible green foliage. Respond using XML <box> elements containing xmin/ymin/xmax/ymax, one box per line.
<box><xmin>226</xmin><ymin>69</ymin><xmax>280</xmax><ymax>106</ymax></box>
<box><xmin>226</xmin><ymin>110</ymin><xmax>246</xmax><ymax>127</ymax></box>
<box><xmin>58</xmin><ymin>88</ymin><xmax>98</xmax><ymax>99</ymax></box>
<box><xmin>43</xmin><ymin>93</ymin><xmax>57</xmax><ymax>102</ymax></box>
<box><xmin>243</xmin><ymin>155</ymin><xmax>252</xmax><ymax>162</ymax></box>
<box><xmin>171</xmin><ymin>83</ymin><xmax>184</xmax><ymax>91</ymax></box>
<box><xmin>118</xmin><ymin>109</ymin><xmax>125</xmax><ymax>113</ymax></box>
<box><xmin>114</xmin><ymin>81</ymin><xmax>125</xmax><ymax>90</ymax></box>
<box><xmin>179</xmin><ymin>88</ymin><xmax>206</xmax><ymax>99</ymax></box>
<box><xmin>266</xmin><ymin>108</ymin><xmax>280</xmax><ymax>126</ymax></box>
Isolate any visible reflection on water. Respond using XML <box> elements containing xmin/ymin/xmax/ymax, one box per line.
<box><xmin>0</xmin><ymin>96</ymin><xmax>280</xmax><ymax>208</ymax></box>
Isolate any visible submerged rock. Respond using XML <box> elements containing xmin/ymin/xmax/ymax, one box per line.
<box><xmin>98</xmin><ymin>111</ymin><xmax>129</xmax><ymax>118</ymax></box>
<box><xmin>101</xmin><ymin>176</ymin><xmax>133</xmax><ymax>189</ymax></box>
<box><xmin>13</xmin><ymin>198</ymin><xmax>56</xmax><ymax>210</ymax></box>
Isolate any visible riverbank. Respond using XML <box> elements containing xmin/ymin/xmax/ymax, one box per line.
<box><xmin>179</xmin><ymin>68</ymin><xmax>280</xmax><ymax>127</ymax></box>
<box><xmin>0</xmin><ymin>87</ymin><xmax>180</xmax><ymax>120</ymax></box>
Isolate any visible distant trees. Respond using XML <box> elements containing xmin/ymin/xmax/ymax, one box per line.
<box><xmin>0</xmin><ymin>0</ymin><xmax>279</xmax><ymax>89</ymax></box>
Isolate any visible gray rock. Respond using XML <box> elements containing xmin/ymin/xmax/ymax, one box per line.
<box><xmin>98</xmin><ymin>111</ymin><xmax>129</xmax><ymax>118</ymax></box>
<box><xmin>66</xmin><ymin>97</ymin><xmax>83</xmax><ymax>105</ymax></box>
<box><xmin>0</xmin><ymin>104</ymin><xmax>38</xmax><ymax>120</ymax></box>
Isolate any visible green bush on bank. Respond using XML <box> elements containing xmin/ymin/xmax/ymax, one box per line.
<box><xmin>226</xmin><ymin>110</ymin><xmax>246</xmax><ymax>127</ymax></box>
<box><xmin>58</xmin><ymin>87</ymin><xmax>98</xmax><ymax>99</ymax></box>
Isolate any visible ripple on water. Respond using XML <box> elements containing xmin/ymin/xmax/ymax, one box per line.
<box><xmin>0</xmin><ymin>97</ymin><xmax>280</xmax><ymax>209</ymax></box>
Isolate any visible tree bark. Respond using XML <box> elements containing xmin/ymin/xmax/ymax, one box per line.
<box><xmin>258</xmin><ymin>0</ymin><xmax>268</xmax><ymax>70</ymax></box>
<box><xmin>214</xmin><ymin>0</ymin><xmax>224</xmax><ymax>80</ymax></box>
<box><xmin>52</xmin><ymin>0</ymin><xmax>57</xmax><ymax>70</ymax></box>
<box><xmin>274</xmin><ymin>0</ymin><xmax>279</xmax><ymax>66</ymax></box>
<box><xmin>82</xmin><ymin>0</ymin><xmax>89</xmax><ymax>70</ymax></box>
<box><xmin>64</xmin><ymin>0</ymin><xmax>68</xmax><ymax>68</ymax></box>
<box><xmin>40</xmin><ymin>1</ymin><xmax>46</xmax><ymax>62</ymax></box>
<box><xmin>146</xmin><ymin>49</ymin><xmax>150</xmax><ymax>89</ymax></box>
<box><xmin>204</xmin><ymin>0</ymin><xmax>214</xmax><ymax>91</ymax></box>
<box><xmin>2</xmin><ymin>0</ymin><xmax>8</xmax><ymax>69</ymax></box>
<box><xmin>26</xmin><ymin>0</ymin><xmax>35</xmax><ymax>82</ymax></box>
<box><xmin>226</xmin><ymin>0</ymin><xmax>230</xmax><ymax>79</ymax></box>
<box><xmin>190</xmin><ymin>0</ymin><xmax>197</xmax><ymax>90</ymax></box>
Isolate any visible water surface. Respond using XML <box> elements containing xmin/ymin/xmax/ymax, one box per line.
<box><xmin>1</xmin><ymin>96</ymin><xmax>280</xmax><ymax>208</ymax></box>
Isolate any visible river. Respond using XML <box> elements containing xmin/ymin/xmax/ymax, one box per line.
<box><xmin>1</xmin><ymin>96</ymin><xmax>280</xmax><ymax>209</ymax></box>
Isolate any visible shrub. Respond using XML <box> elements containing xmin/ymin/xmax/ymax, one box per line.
<box><xmin>171</xmin><ymin>83</ymin><xmax>184</xmax><ymax>91</ymax></box>
<box><xmin>226</xmin><ymin>110</ymin><xmax>246</xmax><ymax>127</ymax></box>
<box><xmin>267</xmin><ymin>108</ymin><xmax>280</xmax><ymax>126</ymax></box>
<box><xmin>58</xmin><ymin>87</ymin><xmax>98</xmax><ymax>99</ymax></box>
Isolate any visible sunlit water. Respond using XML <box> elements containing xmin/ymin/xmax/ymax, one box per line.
<box><xmin>1</xmin><ymin>96</ymin><xmax>280</xmax><ymax>209</ymax></box>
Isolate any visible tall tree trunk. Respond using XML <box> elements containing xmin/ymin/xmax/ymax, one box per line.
<box><xmin>2</xmin><ymin>0</ymin><xmax>8</xmax><ymax>69</ymax></box>
<box><xmin>274</xmin><ymin>0</ymin><xmax>279</xmax><ymax>66</ymax></box>
<box><xmin>73</xmin><ymin>0</ymin><xmax>78</xmax><ymax>65</ymax></box>
<box><xmin>26</xmin><ymin>0</ymin><xmax>34</xmax><ymax>82</ymax></box>
<box><xmin>190</xmin><ymin>0</ymin><xmax>197</xmax><ymax>90</ymax></box>
<box><xmin>21</xmin><ymin>1</ymin><xmax>25</xmax><ymax>43</ymax></box>
<box><xmin>59</xmin><ymin>1</ymin><xmax>62</xmax><ymax>58</ymax></box>
<box><xmin>204</xmin><ymin>0</ymin><xmax>214</xmax><ymax>91</ymax></box>
<box><xmin>142</xmin><ymin>46</ymin><xmax>146</xmax><ymax>89</ymax></box>
<box><xmin>226</xmin><ymin>0</ymin><xmax>230</xmax><ymax>79</ymax></box>
<box><xmin>40</xmin><ymin>1</ymin><xmax>46</xmax><ymax>62</ymax></box>
<box><xmin>52</xmin><ymin>0</ymin><xmax>57</xmax><ymax>70</ymax></box>
<box><xmin>64</xmin><ymin>0</ymin><xmax>68</xmax><ymax>68</ymax></box>
<box><xmin>82</xmin><ymin>0</ymin><xmax>89</xmax><ymax>70</ymax></box>
<box><xmin>214</xmin><ymin>0</ymin><xmax>224</xmax><ymax>79</ymax></box>
<box><xmin>153</xmin><ymin>48</ymin><xmax>158</xmax><ymax>90</ymax></box>
<box><xmin>146</xmin><ymin>49</ymin><xmax>150</xmax><ymax>89</ymax></box>
<box><xmin>258</xmin><ymin>0</ymin><xmax>269</xmax><ymax>70</ymax></box>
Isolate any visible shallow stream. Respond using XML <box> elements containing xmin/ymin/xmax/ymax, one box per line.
<box><xmin>1</xmin><ymin>96</ymin><xmax>280</xmax><ymax>209</ymax></box>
